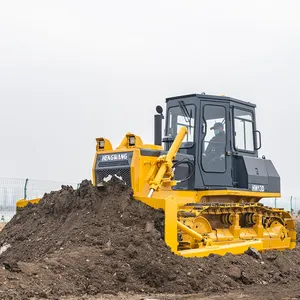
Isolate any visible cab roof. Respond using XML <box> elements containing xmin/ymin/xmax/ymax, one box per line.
<box><xmin>166</xmin><ymin>94</ymin><xmax>256</xmax><ymax>108</ymax></box>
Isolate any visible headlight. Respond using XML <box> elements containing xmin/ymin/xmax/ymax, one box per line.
<box><xmin>129</xmin><ymin>136</ymin><xmax>135</xmax><ymax>146</ymax></box>
<box><xmin>99</xmin><ymin>140</ymin><xmax>105</xmax><ymax>149</ymax></box>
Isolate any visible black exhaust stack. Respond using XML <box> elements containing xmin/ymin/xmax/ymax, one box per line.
<box><xmin>154</xmin><ymin>105</ymin><xmax>164</xmax><ymax>146</ymax></box>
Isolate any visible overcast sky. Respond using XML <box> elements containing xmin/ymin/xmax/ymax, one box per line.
<box><xmin>0</xmin><ymin>1</ymin><xmax>299</xmax><ymax>195</ymax></box>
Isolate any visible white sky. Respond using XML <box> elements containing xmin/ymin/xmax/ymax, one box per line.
<box><xmin>0</xmin><ymin>0</ymin><xmax>300</xmax><ymax>195</ymax></box>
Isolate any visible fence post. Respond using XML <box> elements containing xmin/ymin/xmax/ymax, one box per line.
<box><xmin>24</xmin><ymin>178</ymin><xmax>29</xmax><ymax>200</ymax></box>
<box><xmin>274</xmin><ymin>198</ymin><xmax>277</xmax><ymax>208</ymax></box>
<box><xmin>290</xmin><ymin>196</ymin><xmax>293</xmax><ymax>214</ymax></box>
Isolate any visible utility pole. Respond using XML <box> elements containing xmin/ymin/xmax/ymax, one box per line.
<box><xmin>24</xmin><ymin>178</ymin><xmax>29</xmax><ymax>200</ymax></box>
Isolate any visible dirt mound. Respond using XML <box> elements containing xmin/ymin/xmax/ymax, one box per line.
<box><xmin>0</xmin><ymin>179</ymin><xmax>299</xmax><ymax>299</ymax></box>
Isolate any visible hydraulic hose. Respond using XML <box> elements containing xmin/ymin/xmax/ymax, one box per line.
<box><xmin>172</xmin><ymin>158</ymin><xmax>195</xmax><ymax>183</ymax></box>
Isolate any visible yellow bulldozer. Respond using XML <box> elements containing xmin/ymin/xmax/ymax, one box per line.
<box><xmin>18</xmin><ymin>93</ymin><xmax>296</xmax><ymax>257</ymax></box>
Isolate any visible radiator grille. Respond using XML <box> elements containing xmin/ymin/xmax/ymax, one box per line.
<box><xmin>96</xmin><ymin>167</ymin><xmax>131</xmax><ymax>186</ymax></box>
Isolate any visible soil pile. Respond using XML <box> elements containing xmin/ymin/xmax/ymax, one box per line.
<box><xmin>0</xmin><ymin>179</ymin><xmax>299</xmax><ymax>299</ymax></box>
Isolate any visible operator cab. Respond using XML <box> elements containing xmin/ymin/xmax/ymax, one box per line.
<box><xmin>160</xmin><ymin>94</ymin><xmax>279</xmax><ymax>193</ymax></box>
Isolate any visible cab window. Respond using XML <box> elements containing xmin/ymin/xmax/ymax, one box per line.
<box><xmin>167</xmin><ymin>104</ymin><xmax>195</xmax><ymax>147</ymax></box>
<box><xmin>234</xmin><ymin>108</ymin><xmax>254</xmax><ymax>151</ymax></box>
<box><xmin>202</xmin><ymin>105</ymin><xmax>226</xmax><ymax>173</ymax></box>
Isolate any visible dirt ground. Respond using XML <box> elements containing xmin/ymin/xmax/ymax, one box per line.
<box><xmin>0</xmin><ymin>180</ymin><xmax>299</xmax><ymax>300</ymax></box>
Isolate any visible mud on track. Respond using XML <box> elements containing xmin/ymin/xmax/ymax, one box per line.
<box><xmin>0</xmin><ymin>179</ymin><xmax>299</xmax><ymax>299</ymax></box>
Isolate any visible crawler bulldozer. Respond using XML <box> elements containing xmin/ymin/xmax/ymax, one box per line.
<box><xmin>18</xmin><ymin>94</ymin><xmax>296</xmax><ymax>257</ymax></box>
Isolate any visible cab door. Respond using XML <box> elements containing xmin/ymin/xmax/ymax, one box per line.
<box><xmin>198</xmin><ymin>101</ymin><xmax>232</xmax><ymax>188</ymax></box>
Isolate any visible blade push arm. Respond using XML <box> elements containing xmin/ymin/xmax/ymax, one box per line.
<box><xmin>148</xmin><ymin>126</ymin><xmax>188</xmax><ymax>197</ymax></box>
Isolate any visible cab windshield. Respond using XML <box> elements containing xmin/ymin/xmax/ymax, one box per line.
<box><xmin>167</xmin><ymin>104</ymin><xmax>195</xmax><ymax>147</ymax></box>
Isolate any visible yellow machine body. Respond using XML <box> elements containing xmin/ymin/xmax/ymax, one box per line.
<box><xmin>17</xmin><ymin>94</ymin><xmax>296</xmax><ymax>258</ymax></box>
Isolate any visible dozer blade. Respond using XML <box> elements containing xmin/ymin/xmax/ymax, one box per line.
<box><xmin>178</xmin><ymin>240</ymin><xmax>263</xmax><ymax>258</ymax></box>
<box><xmin>16</xmin><ymin>198</ymin><xmax>41</xmax><ymax>208</ymax></box>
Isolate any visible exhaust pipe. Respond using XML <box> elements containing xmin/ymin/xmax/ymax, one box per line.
<box><xmin>154</xmin><ymin>105</ymin><xmax>164</xmax><ymax>146</ymax></box>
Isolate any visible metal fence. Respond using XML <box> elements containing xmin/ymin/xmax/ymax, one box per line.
<box><xmin>0</xmin><ymin>178</ymin><xmax>78</xmax><ymax>221</ymax></box>
<box><xmin>0</xmin><ymin>177</ymin><xmax>300</xmax><ymax>222</ymax></box>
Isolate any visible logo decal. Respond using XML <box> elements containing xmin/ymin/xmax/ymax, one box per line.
<box><xmin>251</xmin><ymin>184</ymin><xmax>265</xmax><ymax>192</ymax></box>
<box><xmin>100</xmin><ymin>153</ymin><xmax>128</xmax><ymax>162</ymax></box>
